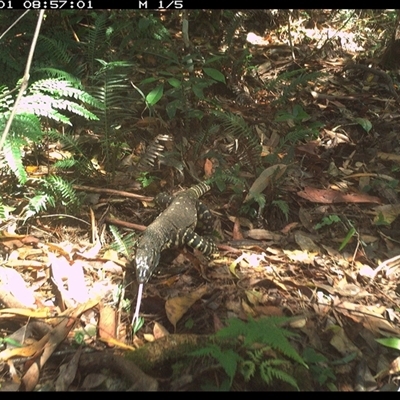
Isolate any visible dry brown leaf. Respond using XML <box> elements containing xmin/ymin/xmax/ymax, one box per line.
<box><xmin>377</xmin><ymin>151</ymin><xmax>400</xmax><ymax>163</ymax></box>
<box><xmin>4</xmin><ymin>260</ymin><xmax>44</xmax><ymax>269</ymax></box>
<box><xmin>372</xmin><ymin>204</ymin><xmax>400</xmax><ymax>224</ymax></box>
<box><xmin>241</xmin><ymin>299</ymin><xmax>257</xmax><ymax>317</ymax></box>
<box><xmin>297</xmin><ymin>186</ymin><xmax>381</xmax><ymax>204</ymax></box>
<box><xmin>232</xmin><ymin>217</ymin><xmax>244</xmax><ymax>240</ymax></box>
<box><xmin>0</xmin><ymin>308</ymin><xmax>54</xmax><ymax>319</ymax></box>
<box><xmin>227</xmin><ymin>216</ymin><xmax>253</xmax><ymax>229</ymax></box>
<box><xmin>329</xmin><ymin>326</ymin><xmax>362</xmax><ymax>357</ymax></box>
<box><xmin>245</xmin><ymin>164</ymin><xmax>287</xmax><ymax>203</ymax></box>
<box><xmin>204</xmin><ymin>158</ymin><xmax>213</xmax><ymax>177</ymax></box>
<box><xmin>294</xmin><ymin>231</ymin><xmax>321</xmax><ymax>252</ymax></box>
<box><xmin>153</xmin><ymin>321</ymin><xmax>169</xmax><ymax>339</ymax></box>
<box><xmin>0</xmin><ymin>267</ymin><xmax>36</xmax><ymax>308</ymax></box>
<box><xmin>98</xmin><ymin>305</ymin><xmax>116</xmax><ymax>344</ymax></box>
<box><xmin>21</xmin><ymin>297</ymin><xmax>100</xmax><ymax>391</ymax></box>
<box><xmin>337</xmin><ymin>301</ymin><xmax>400</xmax><ymax>336</ymax></box>
<box><xmin>165</xmin><ymin>285</ymin><xmax>208</xmax><ymax>329</ymax></box>
<box><xmin>143</xmin><ymin>333</ymin><xmax>155</xmax><ymax>342</ymax></box>
<box><xmin>284</xmin><ymin>249</ymin><xmax>317</xmax><ymax>264</ymax></box>
<box><xmin>246</xmin><ymin>229</ymin><xmax>283</xmax><ymax>242</ymax></box>
<box><xmin>254</xmin><ymin>305</ymin><xmax>284</xmax><ymax>317</ymax></box>
<box><xmin>55</xmin><ymin>346</ymin><xmax>82</xmax><ymax>391</ymax></box>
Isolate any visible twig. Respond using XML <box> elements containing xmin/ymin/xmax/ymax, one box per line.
<box><xmin>0</xmin><ymin>10</ymin><xmax>45</xmax><ymax>152</ymax></box>
<box><xmin>72</xmin><ymin>184</ymin><xmax>153</xmax><ymax>202</ymax></box>
<box><xmin>105</xmin><ymin>217</ymin><xmax>146</xmax><ymax>232</ymax></box>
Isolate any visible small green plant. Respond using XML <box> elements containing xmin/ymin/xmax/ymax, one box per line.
<box><xmin>275</xmin><ymin>104</ymin><xmax>324</xmax><ymax>145</ymax></box>
<box><xmin>140</xmin><ymin>63</ymin><xmax>225</xmax><ymax>121</ymax></box>
<box><xmin>314</xmin><ymin>214</ymin><xmax>341</xmax><ymax>230</ymax></box>
<box><xmin>190</xmin><ymin>316</ymin><xmax>307</xmax><ymax>390</ymax></box>
<box><xmin>266</xmin><ymin>69</ymin><xmax>324</xmax><ymax>105</ymax></box>
<box><xmin>302</xmin><ymin>347</ymin><xmax>337</xmax><ymax>390</ymax></box>
<box><xmin>22</xmin><ymin>175</ymin><xmax>81</xmax><ymax>221</ymax></box>
<box><xmin>272</xmin><ymin>199</ymin><xmax>290</xmax><ymax>222</ymax></box>
<box><xmin>136</xmin><ymin>172</ymin><xmax>157</xmax><ymax>188</ymax></box>
<box><xmin>108</xmin><ymin>225</ymin><xmax>137</xmax><ymax>258</ymax></box>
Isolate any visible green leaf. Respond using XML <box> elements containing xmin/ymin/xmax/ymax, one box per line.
<box><xmin>166</xmin><ymin>99</ymin><xmax>182</xmax><ymax>119</ymax></box>
<box><xmin>203</xmin><ymin>67</ymin><xmax>226</xmax><ymax>83</ymax></box>
<box><xmin>140</xmin><ymin>77</ymin><xmax>158</xmax><ymax>85</ymax></box>
<box><xmin>167</xmin><ymin>78</ymin><xmax>181</xmax><ymax>88</ymax></box>
<box><xmin>355</xmin><ymin>117</ymin><xmax>372</xmax><ymax>133</ymax></box>
<box><xmin>376</xmin><ymin>337</ymin><xmax>400</xmax><ymax>350</ymax></box>
<box><xmin>146</xmin><ymin>84</ymin><xmax>164</xmax><ymax>105</ymax></box>
<box><xmin>338</xmin><ymin>227</ymin><xmax>356</xmax><ymax>251</ymax></box>
<box><xmin>191</xmin><ymin>83</ymin><xmax>205</xmax><ymax>99</ymax></box>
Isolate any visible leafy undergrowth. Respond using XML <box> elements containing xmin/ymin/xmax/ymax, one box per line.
<box><xmin>1</xmin><ymin>9</ymin><xmax>400</xmax><ymax>391</ymax></box>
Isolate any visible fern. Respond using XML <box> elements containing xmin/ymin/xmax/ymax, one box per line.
<box><xmin>108</xmin><ymin>225</ymin><xmax>137</xmax><ymax>258</ymax></box>
<box><xmin>22</xmin><ymin>175</ymin><xmax>80</xmax><ymax>221</ymax></box>
<box><xmin>23</xmin><ymin>193</ymin><xmax>54</xmax><ymax>221</ymax></box>
<box><xmin>17</xmin><ymin>78</ymin><xmax>103</xmax><ymax>124</ymax></box>
<box><xmin>216</xmin><ymin>317</ymin><xmax>306</xmax><ymax>367</ymax></box>
<box><xmin>191</xmin><ymin>316</ymin><xmax>306</xmax><ymax>389</ymax></box>
<box><xmin>37</xmin><ymin>35</ymin><xmax>72</xmax><ymax>65</ymax></box>
<box><xmin>260</xmin><ymin>359</ymin><xmax>299</xmax><ymax>390</ymax></box>
<box><xmin>213</xmin><ymin>111</ymin><xmax>262</xmax><ymax>172</ymax></box>
<box><xmin>3</xmin><ymin>137</ymin><xmax>28</xmax><ymax>184</ymax></box>
<box><xmin>86</xmin><ymin>13</ymin><xmax>108</xmax><ymax>78</ymax></box>
<box><xmin>89</xmin><ymin>60</ymin><xmax>136</xmax><ymax>173</ymax></box>
<box><xmin>34</xmin><ymin>68</ymin><xmax>82</xmax><ymax>86</ymax></box>
<box><xmin>190</xmin><ymin>344</ymin><xmax>243</xmax><ymax>386</ymax></box>
<box><xmin>266</xmin><ymin>69</ymin><xmax>324</xmax><ymax>105</ymax></box>
<box><xmin>45</xmin><ymin>175</ymin><xmax>79</xmax><ymax>208</ymax></box>
<box><xmin>272</xmin><ymin>199</ymin><xmax>289</xmax><ymax>221</ymax></box>
<box><xmin>0</xmin><ymin>202</ymin><xmax>15</xmax><ymax>221</ymax></box>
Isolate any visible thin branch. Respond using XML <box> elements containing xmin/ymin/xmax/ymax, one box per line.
<box><xmin>0</xmin><ymin>10</ymin><xmax>45</xmax><ymax>152</ymax></box>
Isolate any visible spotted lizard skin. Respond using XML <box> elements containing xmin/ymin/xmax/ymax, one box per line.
<box><xmin>135</xmin><ymin>182</ymin><xmax>216</xmax><ymax>283</ymax></box>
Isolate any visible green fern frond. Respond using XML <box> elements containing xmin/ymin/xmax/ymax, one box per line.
<box><xmin>211</xmin><ymin>164</ymin><xmax>246</xmax><ymax>192</ymax></box>
<box><xmin>191</xmin><ymin>344</ymin><xmax>242</xmax><ymax>385</ymax></box>
<box><xmin>28</xmin><ymin>78</ymin><xmax>104</xmax><ymax>109</ymax></box>
<box><xmin>3</xmin><ymin>138</ymin><xmax>27</xmax><ymax>184</ymax></box>
<box><xmin>22</xmin><ymin>175</ymin><xmax>79</xmax><ymax>221</ymax></box>
<box><xmin>272</xmin><ymin>200</ymin><xmax>289</xmax><ymax>221</ymax></box>
<box><xmin>216</xmin><ymin>317</ymin><xmax>306</xmax><ymax>367</ymax></box>
<box><xmin>16</xmin><ymin>78</ymin><xmax>102</xmax><ymax>124</ymax></box>
<box><xmin>87</xmin><ymin>13</ymin><xmax>108</xmax><ymax>76</ymax></box>
<box><xmin>47</xmin><ymin>131</ymin><xmax>97</xmax><ymax>176</ymax></box>
<box><xmin>34</xmin><ymin>68</ymin><xmax>82</xmax><ymax>86</ymax></box>
<box><xmin>260</xmin><ymin>359</ymin><xmax>299</xmax><ymax>390</ymax></box>
<box><xmin>53</xmin><ymin>158</ymin><xmax>78</xmax><ymax>170</ymax></box>
<box><xmin>109</xmin><ymin>225</ymin><xmax>137</xmax><ymax>259</ymax></box>
<box><xmin>44</xmin><ymin>175</ymin><xmax>79</xmax><ymax>208</ymax></box>
<box><xmin>213</xmin><ymin>111</ymin><xmax>262</xmax><ymax>171</ymax></box>
<box><xmin>38</xmin><ymin>35</ymin><xmax>72</xmax><ymax>65</ymax></box>
<box><xmin>0</xmin><ymin>202</ymin><xmax>14</xmax><ymax>221</ymax></box>
<box><xmin>23</xmin><ymin>193</ymin><xmax>54</xmax><ymax>221</ymax></box>
<box><xmin>240</xmin><ymin>360</ymin><xmax>256</xmax><ymax>382</ymax></box>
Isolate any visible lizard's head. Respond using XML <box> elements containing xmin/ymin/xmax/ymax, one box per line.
<box><xmin>135</xmin><ymin>243</ymin><xmax>160</xmax><ymax>284</ymax></box>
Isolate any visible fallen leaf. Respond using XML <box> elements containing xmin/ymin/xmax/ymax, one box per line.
<box><xmin>98</xmin><ymin>305</ymin><xmax>116</xmax><ymax>344</ymax></box>
<box><xmin>232</xmin><ymin>218</ymin><xmax>244</xmax><ymax>240</ymax></box>
<box><xmin>294</xmin><ymin>231</ymin><xmax>321</xmax><ymax>252</ymax></box>
<box><xmin>153</xmin><ymin>322</ymin><xmax>169</xmax><ymax>339</ymax></box>
<box><xmin>245</xmin><ymin>164</ymin><xmax>287</xmax><ymax>203</ymax></box>
<box><xmin>55</xmin><ymin>346</ymin><xmax>82</xmax><ymax>391</ymax></box>
<box><xmin>297</xmin><ymin>186</ymin><xmax>381</xmax><ymax>204</ymax></box>
<box><xmin>372</xmin><ymin>204</ymin><xmax>400</xmax><ymax>224</ymax></box>
<box><xmin>246</xmin><ymin>229</ymin><xmax>283</xmax><ymax>242</ymax></box>
<box><xmin>165</xmin><ymin>285</ymin><xmax>208</xmax><ymax>329</ymax></box>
